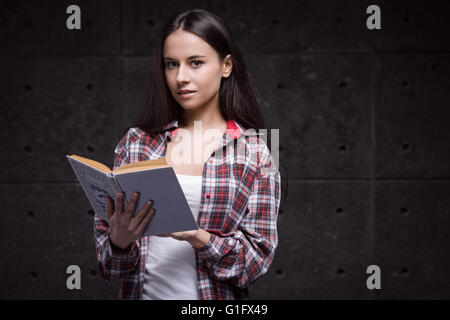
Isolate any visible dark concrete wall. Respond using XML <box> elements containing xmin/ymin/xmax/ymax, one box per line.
<box><xmin>0</xmin><ymin>0</ymin><xmax>449</xmax><ymax>299</ymax></box>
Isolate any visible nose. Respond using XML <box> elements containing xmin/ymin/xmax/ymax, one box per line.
<box><xmin>176</xmin><ymin>63</ymin><xmax>190</xmax><ymax>83</ymax></box>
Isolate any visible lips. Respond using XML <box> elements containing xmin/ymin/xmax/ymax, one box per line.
<box><xmin>178</xmin><ymin>90</ymin><xmax>196</xmax><ymax>94</ymax></box>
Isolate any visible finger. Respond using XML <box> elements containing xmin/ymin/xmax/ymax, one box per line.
<box><xmin>157</xmin><ymin>233</ymin><xmax>169</xmax><ymax>237</ymax></box>
<box><xmin>123</xmin><ymin>192</ymin><xmax>140</xmax><ymax>221</ymax></box>
<box><xmin>106</xmin><ymin>196</ymin><xmax>114</xmax><ymax>220</ymax></box>
<box><xmin>129</xmin><ymin>200</ymin><xmax>153</xmax><ymax>231</ymax></box>
<box><xmin>134</xmin><ymin>208</ymin><xmax>156</xmax><ymax>236</ymax></box>
<box><xmin>115</xmin><ymin>192</ymin><xmax>124</xmax><ymax>216</ymax></box>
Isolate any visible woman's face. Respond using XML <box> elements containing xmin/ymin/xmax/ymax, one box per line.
<box><xmin>163</xmin><ymin>29</ymin><xmax>232</xmax><ymax>112</ymax></box>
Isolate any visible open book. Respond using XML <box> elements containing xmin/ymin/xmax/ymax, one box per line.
<box><xmin>66</xmin><ymin>155</ymin><xmax>199</xmax><ymax>237</ymax></box>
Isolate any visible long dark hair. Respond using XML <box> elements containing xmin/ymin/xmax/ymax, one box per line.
<box><xmin>121</xmin><ymin>8</ymin><xmax>265</xmax><ymax>139</ymax></box>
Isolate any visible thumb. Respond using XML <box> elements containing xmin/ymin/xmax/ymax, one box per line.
<box><xmin>157</xmin><ymin>233</ymin><xmax>170</xmax><ymax>237</ymax></box>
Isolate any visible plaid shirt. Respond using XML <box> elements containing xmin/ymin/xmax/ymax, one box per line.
<box><xmin>94</xmin><ymin>119</ymin><xmax>281</xmax><ymax>299</ymax></box>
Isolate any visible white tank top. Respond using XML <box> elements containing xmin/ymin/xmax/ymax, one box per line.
<box><xmin>141</xmin><ymin>174</ymin><xmax>202</xmax><ymax>300</ymax></box>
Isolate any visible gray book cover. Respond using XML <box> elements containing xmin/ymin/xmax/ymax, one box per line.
<box><xmin>66</xmin><ymin>155</ymin><xmax>199</xmax><ymax>237</ymax></box>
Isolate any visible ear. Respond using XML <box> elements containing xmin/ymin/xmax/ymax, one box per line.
<box><xmin>222</xmin><ymin>54</ymin><xmax>233</xmax><ymax>78</ymax></box>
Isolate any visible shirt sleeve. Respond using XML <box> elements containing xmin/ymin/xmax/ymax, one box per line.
<box><xmin>93</xmin><ymin>129</ymin><xmax>141</xmax><ymax>280</ymax></box>
<box><xmin>195</xmin><ymin>143</ymin><xmax>281</xmax><ymax>288</ymax></box>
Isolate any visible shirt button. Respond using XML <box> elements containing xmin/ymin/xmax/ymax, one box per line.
<box><xmin>206</xmin><ymin>193</ymin><xmax>211</xmax><ymax>199</ymax></box>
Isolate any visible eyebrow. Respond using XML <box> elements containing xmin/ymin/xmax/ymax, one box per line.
<box><xmin>163</xmin><ymin>55</ymin><xmax>206</xmax><ymax>61</ymax></box>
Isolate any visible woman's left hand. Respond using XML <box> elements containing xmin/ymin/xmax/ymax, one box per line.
<box><xmin>159</xmin><ymin>230</ymin><xmax>198</xmax><ymax>241</ymax></box>
<box><xmin>158</xmin><ymin>229</ymin><xmax>211</xmax><ymax>248</ymax></box>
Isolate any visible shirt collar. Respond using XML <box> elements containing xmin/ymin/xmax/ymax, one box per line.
<box><xmin>163</xmin><ymin>119</ymin><xmax>264</xmax><ymax>140</ymax></box>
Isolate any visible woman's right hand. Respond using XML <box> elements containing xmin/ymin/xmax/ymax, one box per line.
<box><xmin>106</xmin><ymin>192</ymin><xmax>156</xmax><ymax>250</ymax></box>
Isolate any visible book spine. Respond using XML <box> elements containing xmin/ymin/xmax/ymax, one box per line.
<box><xmin>107</xmin><ymin>172</ymin><xmax>121</xmax><ymax>194</ymax></box>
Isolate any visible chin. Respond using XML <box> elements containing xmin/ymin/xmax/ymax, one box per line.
<box><xmin>178</xmin><ymin>101</ymin><xmax>201</xmax><ymax>110</ymax></box>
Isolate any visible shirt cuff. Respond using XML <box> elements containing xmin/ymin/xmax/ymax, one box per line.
<box><xmin>108</xmin><ymin>237</ymin><xmax>138</xmax><ymax>259</ymax></box>
<box><xmin>195</xmin><ymin>233</ymin><xmax>232</xmax><ymax>263</ymax></box>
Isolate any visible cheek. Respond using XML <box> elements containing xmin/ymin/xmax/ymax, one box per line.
<box><xmin>198</xmin><ymin>70</ymin><xmax>222</xmax><ymax>93</ymax></box>
<box><xmin>165</xmin><ymin>72</ymin><xmax>174</xmax><ymax>87</ymax></box>
<box><xmin>167</xmin><ymin>76</ymin><xmax>180</xmax><ymax>96</ymax></box>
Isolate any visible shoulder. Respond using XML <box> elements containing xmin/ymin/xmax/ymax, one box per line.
<box><xmin>114</xmin><ymin>126</ymin><xmax>162</xmax><ymax>155</ymax></box>
<box><xmin>242</xmin><ymin>135</ymin><xmax>278</xmax><ymax>175</ymax></box>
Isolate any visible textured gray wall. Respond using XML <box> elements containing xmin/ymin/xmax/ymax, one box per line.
<box><xmin>0</xmin><ymin>0</ymin><xmax>449</xmax><ymax>299</ymax></box>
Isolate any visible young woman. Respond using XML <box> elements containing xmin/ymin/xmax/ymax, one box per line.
<box><xmin>94</xmin><ymin>9</ymin><xmax>282</xmax><ymax>300</ymax></box>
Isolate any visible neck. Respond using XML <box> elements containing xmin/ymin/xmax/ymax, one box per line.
<box><xmin>180</xmin><ymin>97</ymin><xmax>227</xmax><ymax>131</ymax></box>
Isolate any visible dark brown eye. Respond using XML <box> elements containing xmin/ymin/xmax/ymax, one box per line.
<box><xmin>192</xmin><ymin>60</ymin><xmax>203</xmax><ymax>67</ymax></box>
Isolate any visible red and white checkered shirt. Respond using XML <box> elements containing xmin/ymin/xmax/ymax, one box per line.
<box><xmin>94</xmin><ymin>119</ymin><xmax>281</xmax><ymax>299</ymax></box>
